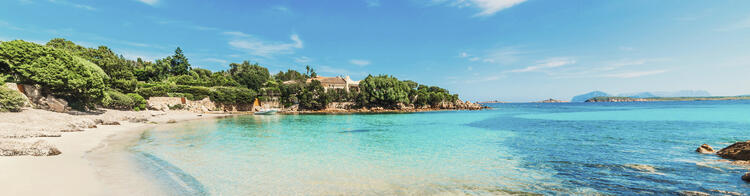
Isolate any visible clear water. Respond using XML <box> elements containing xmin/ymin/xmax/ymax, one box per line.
<box><xmin>132</xmin><ymin>101</ymin><xmax>750</xmax><ymax>195</ymax></box>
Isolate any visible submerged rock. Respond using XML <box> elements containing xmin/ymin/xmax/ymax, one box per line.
<box><xmin>717</xmin><ymin>141</ymin><xmax>750</xmax><ymax>160</ymax></box>
<box><xmin>696</xmin><ymin>144</ymin><xmax>715</xmax><ymax>154</ymax></box>
<box><xmin>743</xmin><ymin>173</ymin><xmax>750</xmax><ymax>182</ymax></box>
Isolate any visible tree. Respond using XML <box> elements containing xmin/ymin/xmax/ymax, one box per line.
<box><xmin>297</xmin><ymin>80</ymin><xmax>329</xmax><ymax>110</ymax></box>
<box><xmin>47</xmin><ymin>38</ymin><xmax>138</xmax><ymax>92</ymax></box>
<box><xmin>0</xmin><ymin>40</ymin><xmax>107</xmax><ymax>108</ymax></box>
<box><xmin>358</xmin><ymin>75</ymin><xmax>410</xmax><ymax>108</ymax></box>
<box><xmin>229</xmin><ymin>61</ymin><xmax>270</xmax><ymax>91</ymax></box>
<box><xmin>169</xmin><ymin>47</ymin><xmax>191</xmax><ymax>75</ymax></box>
<box><xmin>274</xmin><ymin>69</ymin><xmax>305</xmax><ymax>81</ymax></box>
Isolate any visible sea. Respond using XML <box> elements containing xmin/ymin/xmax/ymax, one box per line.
<box><xmin>127</xmin><ymin>100</ymin><xmax>750</xmax><ymax>195</ymax></box>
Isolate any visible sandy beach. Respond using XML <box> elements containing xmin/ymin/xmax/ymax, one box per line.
<box><xmin>0</xmin><ymin>109</ymin><xmax>229</xmax><ymax>195</ymax></box>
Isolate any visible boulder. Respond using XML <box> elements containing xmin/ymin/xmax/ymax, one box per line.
<box><xmin>45</xmin><ymin>95</ymin><xmax>69</xmax><ymax>113</ymax></box>
<box><xmin>717</xmin><ymin>141</ymin><xmax>750</xmax><ymax>160</ymax></box>
<box><xmin>743</xmin><ymin>172</ymin><xmax>750</xmax><ymax>182</ymax></box>
<box><xmin>696</xmin><ymin>144</ymin><xmax>715</xmax><ymax>154</ymax></box>
<box><xmin>101</xmin><ymin>121</ymin><xmax>121</xmax><ymax>125</ymax></box>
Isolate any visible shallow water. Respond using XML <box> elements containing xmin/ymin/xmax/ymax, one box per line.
<box><xmin>131</xmin><ymin>101</ymin><xmax>750</xmax><ymax>195</ymax></box>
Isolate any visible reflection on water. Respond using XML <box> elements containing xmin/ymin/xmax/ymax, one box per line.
<box><xmin>132</xmin><ymin>101</ymin><xmax>750</xmax><ymax>195</ymax></box>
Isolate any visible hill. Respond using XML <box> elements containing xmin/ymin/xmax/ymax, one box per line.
<box><xmin>571</xmin><ymin>91</ymin><xmax>610</xmax><ymax>102</ymax></box>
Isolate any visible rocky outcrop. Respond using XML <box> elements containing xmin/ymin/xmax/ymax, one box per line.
<box><xmin>534</xmin><ymin>99</ymin><xmax>568</xmax><ymax>103</ymax></box>
<box><xmin>743</xmin><ymin>173</ymin><xmax>750</xmax><ymax>182</ymax></box>
<box><xmin>7</xmin><ymin>84</ymin><xmax>71</xmax><ymax>113</ymax></box>
<box><xmin>147</xmin><ymin>97</ymin><xmax>217</xmax><ymax>112</ymax></box>
<box><xmin>696</xmin><ymin>144</ymin><xmax>715</xmax><ymax>154</ymax></box>
<box><xmin>585</xmin><ymin>97</ymin><xmax>649</xmax><ymax>102</ymax></box>
<box><xmin>0</xmin><ymin>140</ymin><xmax>61</xmax><ymax>156</ymax></box>
<box><xmin>717</xmin><ymin>141</ymin><xmax>750</xmax><ymax>160</ymax></box>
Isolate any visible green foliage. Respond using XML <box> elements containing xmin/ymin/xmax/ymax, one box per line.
<box><xmin>169</xmin><ymin>47</ymin><xmax>191</xmax><ymax>75</ymax></box>
<box><xmin>102</xmin><ymin>90</ymin><xmax>135</xmax><ymax>110</ymax></box>
<box><xmin>168</xmin><ymin>104</ymin><xmax>184</xmax><ymax>110</ymax></box>
<box><xmin>0</xmin><ymin>40</ymin><xmax>106</xmax><ymax>108</ymax></box>
<box><xmin>47</xmin><ymin>38</ymin><xmax>137</xmax><ymax>92</ymax></box>
<box><xmin>229</xmin><ymin>61</ymin><xmax>270</xmax><ymax>91</ymax></box>
<box><xmin>127</xmin><ymin>93</ymin><xmax>146</xmax><ymax>111</ymax></box>
<box><xmin>211</xmin><ymin>86</ymin><xmax>256</xmax><ymax>105</ymax></box>
<box><xmin>134</xmin><ymin>57</ymin><xmax>169</xmax><ymax>82</ymax></box>
<box><xmin>274</xmin><ymin>69</ymin><xmax>306</xmax><ymax>81</ymax></box>
<box><xmin>297</xmin><ymin>80</ymin><xmax>329</xmax><ymax>110</ymax></box>
<box><xmin>0</xmin><ymin>85</ymin><xmax>25</xmax><ymax>112</ymax></box>
<box><xmin>358</xmin><ymin>75</ymin><xmax>410</xmax><ymax>108</ymax></box>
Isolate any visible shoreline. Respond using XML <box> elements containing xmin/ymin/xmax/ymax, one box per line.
<box><xmin>0</xmin><ymin>109</ymin><xmax>231</xmax><ymax>195</ymax></box>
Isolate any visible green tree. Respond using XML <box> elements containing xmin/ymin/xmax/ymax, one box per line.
<box><xmin>229</xmin><ymin>61</ymin><xmax>270</xmax><ymax>91</ymax></box>
<box><xmin>47</xmin><ymin>38</ymin><xmax>138</xmax><ymax>92</ymax></box>
<box><xmin>297</xmin><ymin>80</ymin><xmax>328</xmax><ymax>110</ymax></box>
<box><xmin>358</xmin><ymin>75</ymin><xmax>410</xmax><ymax>108</ymax></box>
<box><xmin>0</xmin><ymin>40</ymin><xmax>107</xmax><ymax>108</ymax></box>
<box><xmin>169</xmin><ymin>47</ymin><xmax>191</xmax><ymax>75</ymax></box>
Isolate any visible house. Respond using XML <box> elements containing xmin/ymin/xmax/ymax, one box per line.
<box><xmin>301</xmin><ymin>76</ymin><xmax>360</xmax><ymax>92</ymax></box>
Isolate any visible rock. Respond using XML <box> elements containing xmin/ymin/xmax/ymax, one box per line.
<box><xmin>680</xmin><ymin>191</ymin><xmax>710</xmax><ymax>196</ymax></box>
<box><xmin>0</xmin><ymin>140</ymin><xmax>61</xmax><ymax>156</ymax></box>
<box><xmin>94</xmin><ymin>119</ymin><xmax>104</xmax><ymax>124</ymax></box>
<box><xmin>717</xmin><ymin>140</ymin><xmax>750</xmax><ymax>160</ymax></box>
<box><xmin>59</xmin><ymin>128</ymin><xmax>83</xmax><ymax>132</ymax></box>
<box><xmin>743</xmin><ymin>173</ymin><xmax>750</xmax><ymax>182</ymax></box>
<box><xmin>126</xmin><ymin>116</ymin><xmax>148</xmax><ymax>123</ymax></box>
<box><xmin>68</xmin><ymin>119</ymin><xmax>97</xmax><ymax>129</ymax></box>
<box><xmin>101</xmin><ymin>121</ymin><xmax>120</xmax><ymax>125</ymax></box>
<box><xmin>709</xmin><ymin>189</ymin><xmax>742</xmax><ymax>196</ymax></box>
<box><xmin>45</xmin><ymin>95</ymin><xmax>68</xmax><ymax>113</ymax></box>
<box><xmin>696</xmin><ymin>144</ymin><xmax>715</xmax><ymax>154</ymax></box>
<box><xmin>167</xmin><ymin>119</ymin><xmax>177</xmax><ymax>124</ymax></box>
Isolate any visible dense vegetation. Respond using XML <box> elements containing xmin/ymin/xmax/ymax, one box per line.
<box><xmin>0</xmin><ymin>38</ymin><xmax>462</xmax><ymax>112</ymax></box>
<box><xmin>0</xmin><ymin>74</ymin><xmax>26</xmax><ymax>112</ymax></box>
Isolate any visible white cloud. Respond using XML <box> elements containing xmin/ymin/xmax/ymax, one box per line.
<box><xmin>227</xmin><ymin>33</ymin><xmax>304</xmax><ymax>57</ymax></box>
<box><xmin>366</xmin><ymin>0</ymin><xmax>381</xmax><ymax>7</ymax></box>
<box><xmin>716</xmin><ymin>16</ymin><xmax>750</xmax><ymax>31</ymax></box>
<box><xmin>460</xmin><ymin>48</ymin><xmax>521</xmax><ymax>64</ymax></box>
<box><xmin>294</xmin><ymin>56</ymin><xmax>312</xmax><ymax>63</ymax></box>
<box><xmin>508</xmin><ymin>58</ymin><xmax>575</xmax><ymax>73</ymax></box>
<box><xmin>222</xmin><ymin>31</ymin><xmax>251</xmax><ymax>37</ymax></box>
<box><xmin>48</xmin><ymin>0</ymin><xmax>96</xmax><ymax>11</ymax></box>
<box><xmin>601</xmin><ymin>70</ymin><xmax>667</xmax><ymax>78</ymax></box>
<box><xmin>136</xmin><ymin>0</ymin><xmax>159</xmax><ymax>6</ymax></box>
<box><xmin>202</xmin><ymin>58</ymin><xmax>228</xmax><ymax>65</ymax></box>
<box><xmin>349</xmin><ymin>59</ymin><xmax>371</xmax><ymax>66</ymax></box>
<box><xmin>433</xmin><ymin>0</ymin><xmax>526</xmax><ymax>17</ymax></box>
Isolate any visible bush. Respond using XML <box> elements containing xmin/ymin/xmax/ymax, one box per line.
<box><xmin>211</xmin><ymin>86</ymin><xmax>256</xmax><ymax>105</ymax></box>
<box><xmin>0</xmin><ymin>40</ymin><xmax>107</xmax><ymax>109</ymax></box>
<box><xmin>168</xmin><ymin>104</ymin><xmax>184</xmax><ymax>110</ymax></box>
<box><xmin>127</xmin><ymin>93</ymin><xmax>146</xmax><ymax>111</ymax></box>
<box><xmin>0</xmin><ymin>85</ymin><xmax>26</xmax><ymax>112</ymax></box>
<box><xmin>135</xmin><ymin>83</ymin><xmax>172</xmax><ymax>98</ymax></box>
<box><xmin>102</xmin><ymin>90</ymin><xmax>134</xmax><ymax>110</ymax></box>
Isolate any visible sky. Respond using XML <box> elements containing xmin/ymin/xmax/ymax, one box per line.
<box><xmin>2</xmin><ymin>0</ymin><xmax>750</xmax><ymax>102</ymax></box>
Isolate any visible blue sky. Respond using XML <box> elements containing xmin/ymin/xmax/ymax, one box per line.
<box><xmin>2</xmin><ymin>0</ymin><xmax>750</xmax><ymax>102</ymax></box>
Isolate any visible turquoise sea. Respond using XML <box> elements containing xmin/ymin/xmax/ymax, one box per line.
<box><xmin>131</xmin><ymin>101</ymin><xmax>750</xmax><ymax>195</ymax></box>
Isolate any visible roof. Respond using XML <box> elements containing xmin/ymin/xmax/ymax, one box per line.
<box><xmin>307</xmin><ymin>76</ymin><xmax>347</xmax><ymax>85</ymax></box>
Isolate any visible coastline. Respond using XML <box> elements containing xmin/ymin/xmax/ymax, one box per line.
<box><xmin>0</xmin><ymin>109</ymin><xmax>230</xmax><ymax>195</ymax></box>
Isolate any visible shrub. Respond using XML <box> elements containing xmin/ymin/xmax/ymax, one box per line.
<box><xmin>102</xmin><ymin>90</ymin><xmax>134</xmax><ymax>110</ymax></box>
<box><xmin>0</xmin><ymin>85</ymin><xmax>26</xmax><ymax>112</ymax></box>
<box><xmin>0</xmin><ymin>40</ymin><xmax>107</xmax><ymax>109</ymax></box>
<box><xmin>127</xmin><ymin>93</ymin><xmax>146</xmax><ymax>111</ymax></box>
<box><xmin>135</xmin><ymin>83</ymin><xmax>172</xmax><ymax>98</ymax></box>
<box><xmin>168</xmin><ymin>104</ymin><xmax>184</xmax><ymax>110</ymax></box>
<box><xmin>211</xmin><ymin>86</ymin><xmax>256</xmax><ymax>105</ymax></box>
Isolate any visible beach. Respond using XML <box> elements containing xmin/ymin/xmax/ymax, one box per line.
<box><xmin>0</xmin><ymin>109</ymin><xmax>228</xmax><ymax>195</ymax></box>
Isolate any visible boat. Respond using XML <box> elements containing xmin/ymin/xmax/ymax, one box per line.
<box><xmin>254</xmin><ymin>109</ymin><xmax>278</xmax><ymax>115</ymax></box>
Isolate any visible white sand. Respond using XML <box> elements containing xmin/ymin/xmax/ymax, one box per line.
<box><xmin>0</xmin><ymin>109</ymin><xmax>229</xmax><ymax>195</ymax></box>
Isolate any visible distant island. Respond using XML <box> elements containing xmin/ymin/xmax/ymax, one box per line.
<box><xmin>585</xmin><ymin>96</ymin><xmax>750</xmax><ymax>102</ymax></box>
<box><xmin>534</xmin><ymin>99</ymin><xmax>568</xmax><ymax>103</ymax></box>
<box><xmin>571</xmin><ymin>90</ymin><xmax>716</xmax><ymax>102</ymax></box>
